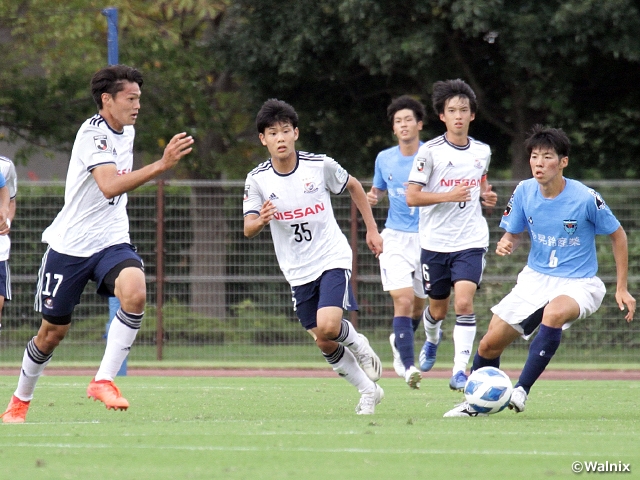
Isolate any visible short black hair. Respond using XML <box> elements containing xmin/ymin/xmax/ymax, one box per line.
<box><xmin>431</xmin><ymin>79</ymin><xmax>477</xmax><ymax>115</ymax></box>
<box><xmin>386</xmin><ymin>95</ymin><xmax>426</xmax><ymax>124</ymax></box>
<box><xmin>256</xmin><ymin>99</ymin><xmax>299</xmax><ymax>134</ymax></box>
<box><xmin>524</xmin><ymin>125</ymin><xmax>571</xmax><ymax>158</ymax></box>
<box><xmin>91</xmin><ymin>65</ymin><xmax>143</xmax><ymax>109</ymax></box>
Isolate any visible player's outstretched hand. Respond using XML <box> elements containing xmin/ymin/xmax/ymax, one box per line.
<box><xmin>495</xmin><ymin>237</ymin><xmax>513</xmax><ymax>256</ymax></box>
<box><xmin>366</xmin><ymin>230</ymin><xmax>383</xmax><ymax>258</ymax></box>
<box><xmin>160</xmin><ymin>132</ymin><xmax>194</xmax><ymax>170</ymax></box>
<box><xmin>616</xmin><ymin>290</ymin><xmax>636</xmax><ymax>323</ymax></box>
<box><xmin>259</xmin><ymin>200</ymin><xmax>277</xmax><ymax>226</ymax></box>
<box><xmin>366</xmin><ymin>187</ymin><xmax>380</xmax><ymax>206</ymax></box>
<box><xmin>481</xmin><ymin>185</ymin><xmax>498</xmax><ymax>207</ymax></box>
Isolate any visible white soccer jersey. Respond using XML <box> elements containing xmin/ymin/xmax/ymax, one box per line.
<box><xmin>243</xmin><ymin>151</ymin><xmax>352</xmax><ymax>286</ymax></box>
<box><xmin>0</xmin><ymin>156</ymin><xmax>17</xmax><ymax>261</ymax></box>
<box><xmin>408</xmin><ymin>134</ymin><xmax>491</xmax><ymax>252</ymax></box>
<box><xmin>42</xmin><ymin>114</ymin><xmax>134</xmax><ymax>257</ymax></box>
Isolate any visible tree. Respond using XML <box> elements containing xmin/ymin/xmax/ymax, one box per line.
<box><xmin>0</xmin><ymin>0</ymin><xmax>261</xmax><ymax>318</ymax></box>
<box><xmin>224</xmin><ymin>0</ymin><xmax>640</xmax><ymax>179</ymax></box>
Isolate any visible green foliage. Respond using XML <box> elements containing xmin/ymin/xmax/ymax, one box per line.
<box><xmin>0</xmin><ymin>0</ymin><xmax>262</xmax><ymax>179</ymax></box>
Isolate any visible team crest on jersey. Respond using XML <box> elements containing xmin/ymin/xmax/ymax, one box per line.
<box><xmin>474</xmin><ymin>159</ymin><xmax>483</xmax><ymax>169</ymax></box>
<box><xmin>563</xmin><ymin>219</ymin><xmax>578</xmax><ymax>235</ymax></box>
<box><xmin>93</xmin><ymin>135</ymin><xmax>109</xmax><ymax>151</ymax></box>
<box><xmin>44</xmin><ymin>297</ymin><xmax>54</xmax><ymax>309</ymax></box>
<box><xmin>588</xmin><ymin>189</ymin><xmax>606</xmax><ymax>210</ymax></box>
<box><xmin>303</xmin><ymin>178</ymin><xmax>319</xmax><ymax>194</ymax></box>
<box><xmin>243</xmin><ymin>185</ymin><xmax>250</xmax><ymax>201</ymax></box>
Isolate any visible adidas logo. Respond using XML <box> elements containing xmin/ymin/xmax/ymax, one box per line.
<box><xmin>460</xmin><ymin>350</ymin><xmax>470</xmax><ymax>355</ymax></box>
<box><xmin>269</xmin><ymin>193</ymin><xmax>279</xmax><ymax>200</ymax></box>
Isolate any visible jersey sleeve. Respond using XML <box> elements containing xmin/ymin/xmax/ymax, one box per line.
<box><xmin>407</xmin><ymin>144</ymin><xmax>433</xmax><ymax>186</ymax></box>
<box><xmin>371</xmin><ymin>153</ymin><xmax>387</xmax><ymax>191</ymax></box>
<box><xmin>242</xmin><ymin>174</ymin><xmax>264</xmax><ymax>217</ymax></box>
<box><xmin>499</xmin><ymin>181</ymin><xmax>527</xmax><ymax>233</ymax></box>
<box><xmin>323</xmin><ymin>156</ymin><xmax>350</xmax><ymax>194</ymax></box>
<box><xmin>586</xmin><ymin>188</ymin><xmax>621</xmax><ymax>235</ymax></box>
<box><xmin>78</xmin><ymin>125</ymin><xmax>117</xmax><ymax>171</ymax></box>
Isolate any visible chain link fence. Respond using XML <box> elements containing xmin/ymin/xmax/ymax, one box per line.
<box><xmin>0</xmin><ymin>179</ymin><xmax>638</xmax><ymax>367</ymax></box>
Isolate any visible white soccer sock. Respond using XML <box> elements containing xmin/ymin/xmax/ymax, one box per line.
<box><xmin>423</xmin><ymin>309</ymin><xmax>442</xmax><ymax>344</ymax></box>
<box><xmin>95</xmin><ymin>309</ymin><xmax>142</xmax><ymax>382</ymax></box>
<box><xmin>334</xmin><ymin>319</ymin><xmax>365</xmax><ymax>354</ymax></box>
<box><xmin>452</xmin><ymin>323</ymin><xmax>476</xmax><ymax>374</ymax></box>
<box><xmin>14</xmin><ymin>338</ymin><xmax>52</xmax><ymax>402</ymax></box>
<box><xmin>324</xmin><ymin>344</ymin><xmax>375</xmax><ymax>394</ymax></box>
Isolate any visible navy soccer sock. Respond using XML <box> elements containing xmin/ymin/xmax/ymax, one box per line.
<box><xmin>393</xmin><ymin>316</ymin><xmax>415</xmax><ymax>369</ymax></box>
<box><xmin>471</xmin><ymin>351</ymin><xmax>500</xmax><ymax>373</ymax></box>
<box><xmin>411</xmin><ymin>317</ymin><xmax>421</xmax><ymax>333</ymax></box>
<box><xmin>516</xmin><ymin>324</ymin><xmax>562</xmax><ymax>394</ymax></box>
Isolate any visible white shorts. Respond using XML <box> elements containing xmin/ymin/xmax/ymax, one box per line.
<box><xmin>378</xmin><ymin>229</ymin><xmax>426</xmax><ymax>298</ymax></box>
<box><xmin>491</xmin><ymin>265</ymin><xmax>606</xmax><ymax>338</ymax></box>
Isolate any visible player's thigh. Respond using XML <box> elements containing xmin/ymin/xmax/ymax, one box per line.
<box><xmin>36</xmin><ymin>247</ymin><xmax>94</xmax><ymax>318</ymax></box>
<box><xmin>420</xmin><ymin>249</ymin><xmax>451</xmax><ymax>300</ymax></box>
<box><xmin>450</xmin><ymin>247</ymin><xmax>486</xmax><ymax>286</ymax></box>
<box><xmin>379</xmin><ymin>229</ymin><xmax>421</xmax><ymax>293</ymax></box>
<box><xmin>479</xmin><ymin>314</ymin><xmax>521</xmax><ymax>355</ymax></box>
<box><xmin>0</xmin><ymin>260</ymin><xmax>11</xmax><ymax>301</ymax></box>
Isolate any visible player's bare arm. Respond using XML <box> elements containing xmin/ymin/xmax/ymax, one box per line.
<box><xmin>406</xmin><ymin>182</ymin><xmax>471</xmax><ymax>207</ymax></box>
<box><xmin>0</xmin><ymin>198</ymin><xmax>15</xmax><ymax>236</ymax></box>
<box><xmin>92</xmin><ymin>132</ymin><xmax>194</xmax><ymax>199</ymax></box>
<box><xmin>496</xmin><ymin>232</ymin><xmax>522</xmax><ymax>256</ymax></box>
<box><xmin>366</xmin><ymin>186</ymin><xmax>386</xmax><ymax>206</ymax></box>
<box><xmin>0</xmin><ymin>185</ymin><xmax>9</xmax><ymax>234</ymax></box>
<box><xmin>244</xmin><ymin>200</ymin><xmax>277</xmax><ymax>238</ymax></box>
<box><xmin>346</xmin><ymin>176</ymin><xmax>383</xmax><ymax>257</ymax></box>
<box><xmin>609</xmin><ymin>226</ymin><xmax>636</xmax><ymax>322</ymax></box>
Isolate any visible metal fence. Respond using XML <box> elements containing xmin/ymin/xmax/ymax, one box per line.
<box><xmin>0</xmin><ymin>179</ymin><xmax>638</xmax><ymax>367</ymax></box>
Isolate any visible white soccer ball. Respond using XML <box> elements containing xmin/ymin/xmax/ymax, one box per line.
<box><xmin>464</xmin><ymin>367</ymin><xmax>513</xmax><ymax>414</ymax></box>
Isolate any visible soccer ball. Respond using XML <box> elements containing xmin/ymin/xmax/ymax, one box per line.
<box><xmin>464</xmin><ymin>367</ymin><xmax>513</xmax><ymax>414</ymax></box>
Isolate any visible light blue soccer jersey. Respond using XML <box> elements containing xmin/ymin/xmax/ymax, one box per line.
<box><xmin>500</xmin><ymin>178</ymin><xmax>620</xmax><ymax>278</ymax></box>
<box><xmin>372</xmin><ymin>144</ymin><xmax>422</xmax><ymax>232</ymax></box>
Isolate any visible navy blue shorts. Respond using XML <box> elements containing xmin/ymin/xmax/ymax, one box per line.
<box><xmin>291</xmin><ymin>268</ymin><xmax>358</xmax><ymax>330</ymax></box>
<box><xmin>420</xmin><ymin>247</ymin><xmax>487</xmax><ymax>300</ymax></box>
<box><xmin>35</xmin><ymin>243</ymin><xmax>143</xmax><ymax>319</ymax></box>
<box><xmin>0</xmin><ymin>260</ymin><xmax>11</xmax><ymax>300</ymax></box>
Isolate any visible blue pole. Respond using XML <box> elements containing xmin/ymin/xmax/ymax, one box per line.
<box><xmin>106</xmin><ymin>297</ymin><xmax>127</xmax><ymax>376</ymax></box>
<box><xmin>102</xmin><ymin>7</ymin><xmax>119</xmax><ymax>65</ymax></box>
<box><xmin>102</xmin><ymin>7</ymin><xmax>126</xmax><ymax>376</ymax></box>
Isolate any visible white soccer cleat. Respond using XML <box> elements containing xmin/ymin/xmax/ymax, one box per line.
<box><xmin>404</xmin><ymin>365</ymin><xmax>421</xmax><ymax>389</ymax></box>
<box><xmin>353</xmin><ymin>334</ymin><xmax>382</xmax><ymax>382</ymax></box>
<box><xmin>443</xmin><ymin>401</ymin><xmax>489</xmax><ymax>418</ymax></box>
<box><xmin>355</xmin><ymin>384</ymin><xmax>384</xmax><ymax>415</ymax></box>
<box><xmin>389</xmin><ymin>333</ymin><xmax>405</xmax><ymax>377</ymax></box>
<box><xmin>509</xmin><ymin>386</ymin><xmax>527</xmax><ymax>413</ymax></box>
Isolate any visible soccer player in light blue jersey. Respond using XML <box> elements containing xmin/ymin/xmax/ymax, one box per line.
<box><xmin>445</xmin><ymin>125</ymin><xmax>635</xmax><ymax>417</ymax></box>
<box><xmin>367</xmin><ymin>96</ymin><xmax>427</xmax><ymax>389</ymax></box>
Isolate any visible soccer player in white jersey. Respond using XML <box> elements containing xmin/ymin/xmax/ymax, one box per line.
<box><xmin>0</xmin><ymin>156</ymin><xmax>17</xmax><ymax>336</ymax></box>
<box><xmin>406</xmin><ymin>79</ymin><xmax>498</xmax><ymax>391</ymax></box>
<box><xmin>244</xmin><ymin>99</ymin><xmax>385</xmax><ymax>414</ymax></box>
<box><xmin>445</xmin><ymin>125</ymin><xmax>635</xmax><ymax>417</ymax></box>
<box><xmin>1</xmin><ymin>65</ymin><xmax>194</xmax><ymax>423</ymax></box>
<box><xmin>367</xmin><ymin>96</ymin><xmax>427</xmax><ymax>389</ymax></box>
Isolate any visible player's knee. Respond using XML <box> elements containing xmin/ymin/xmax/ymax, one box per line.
<box><xmin>117</xmin><ymin>285</ymin><xmax>146</xmax><ymax>313</ymax></box>
<box><xmin>36</xmin><ymin>329</ymin><xmax>66</xmax><ymax>352</ymax></box>
<box><xmin>478</xmin><ymin>335</ymin><xmax>504</xmax><ymax>359</ymax></box>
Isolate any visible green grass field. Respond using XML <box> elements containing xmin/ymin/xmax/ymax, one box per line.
<box><xmin>0</xmin><ymin>376</ymin><xmax>638</xmax><ymax>480</ymax></box>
